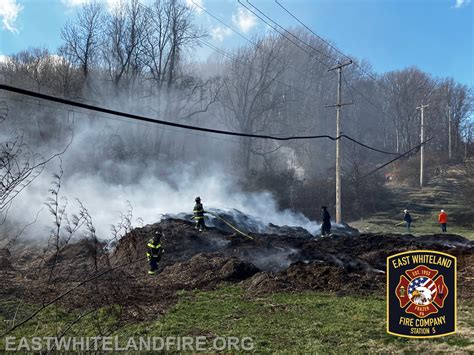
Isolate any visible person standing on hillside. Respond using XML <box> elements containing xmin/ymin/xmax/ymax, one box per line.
<box><xmin>146</xmin><ymin>231</ymin><xmax>164</xmax><ymax>275</ymax></box>
<box><xmin>193</xmin><ymin>196</ymin><xmax>206</xmax><ymax>232</ymax></box>
<box><xmin>438</xmin><ymin>209</ymin><xmax>448</xmax><ymax>233</ymax></box>
<box><xmin>321</xmin><ymin>206</ymin><xmax>332</xmax><ymax>236</ymax></box>
<box><xmin>403</xmin><ymin>209</ymin><xmax>412</xmax><ymax>233</ymax></box>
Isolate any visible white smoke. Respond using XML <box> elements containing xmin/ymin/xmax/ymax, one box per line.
<box><xmin>10</xmin><ymin>161</ymin><xmax>320</xmax><ymax>240</ymax></box>
<box><xmin>6</xmin><ymin>119</ymin><xmax>321</xmax><ymax>241</ymax></box>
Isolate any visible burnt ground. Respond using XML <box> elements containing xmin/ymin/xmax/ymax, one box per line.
<box><xmin>0</xmin><ymin>218</ymin><xmax>473</xmax><ymax>323</ymax></box>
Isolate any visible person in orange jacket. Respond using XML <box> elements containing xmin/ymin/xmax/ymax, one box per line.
<box><xmin>438</xmin><ymin>209</ymin><xmax>448</xmax><ymax>233</ymax></box>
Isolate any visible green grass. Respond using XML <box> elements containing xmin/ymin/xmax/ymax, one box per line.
<box><xmin>1</xmin><ymin>287</ymin><xmax>473</xmax><ymax>353</ymax></box>
<box><xmin>351</xmin><ymin>164</ymin><xmax>474</xmax><ymax>240</ymax></box>
<box><xmin>0</xmin><ymin>298</ymin><xmax>123</xmax><ymax>348</ymax></box>
<box><xmin>352</xmin><ymin>217</ymin><xmax>474</xmax><ymax>240</ymax></box>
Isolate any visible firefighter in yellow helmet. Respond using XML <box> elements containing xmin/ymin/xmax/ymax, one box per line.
<box><xmin>193</xmin><ymin>196</ymin><xmax>206</xmax><ymax>232</ymax></box>
<box><xmin>146</xmin><ymin>231</ymin><xmax>164</xmax><ymax>275</ymax></box>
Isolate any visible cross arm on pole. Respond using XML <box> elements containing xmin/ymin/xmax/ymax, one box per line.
<box><xmin>328</xmin><ymin>60</ymin><xmax>353</xmax><ymax>72</ymax></box>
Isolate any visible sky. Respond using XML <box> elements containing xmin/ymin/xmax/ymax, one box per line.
<box><xmin>0</xmin><ymin>0</ymin><xmax>473</xmax><ymax>86</ymax></box>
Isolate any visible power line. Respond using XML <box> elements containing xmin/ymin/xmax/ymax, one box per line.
<box><xmin>246</xmin><ymin>0</ymin><xmax>339</xmax><ymax>67</ymax></box>
<box><xmin>193</xmin><ymin>0</ymin><xmax>312</xmax><ymax>82</ymax></box>
<box><xmin>263</xmin><ymin>0</ymin><xmax>398</xmax><ymax>130</ymax></box>
<box><xmin>196</xmin><ymin>0</ymin><xmax>393</xmax><ymax>140</ymax></box>
<box><xmin>274</xmin><ymin>0</ymin><xmax>351</xmax><ymax>63</ymax></box>
<box><xmin>245</xmin><ymin>0</ymin><xmax>417</xmax><ymax>132</ymax></box>
<box><xmin>4</xmin><ymin>92</ymin><xmax>311</xmax><ymax>158</ymax></box>
<box><xmin>362</xmin><ymin>137</ymin><xmax>433</xmax><ymax>178</ymax></box>
<box><xmin>0</xmin><ymin>84</ymin><xmax>402</xmax><ymax>155</ymax></box>
<box><xmin>192</xmin><ymin>0</ymin><xmax>257</xmax><ymax>46</ymax></box>
<box><xmin>0</xmin><ymin>84</ymin><xmax>338</xmax><ymax>141</ymax></box>
<box><xmin>272</xmin><ymin>0</ymin><xmax>396</xmax><ymax>96</ymax></box>
<box><xmin>237</xmin><ymin>0</ymin><xmax>332</xmax><ymax>69</ymax></box>
<box><xmin>0</xmin><ymin>94</ymin><xmax>247</xmax><ymax>147</ymax></box>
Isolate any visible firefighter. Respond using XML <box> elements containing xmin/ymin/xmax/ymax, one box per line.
<box><xmin>146</xmin><ymin>231</ymin><xmax>163</xmax><ymax>275</ymax></box>
<box><xmin>321</xmin><ymin>206</ymin><xmax>331</xmax><ymax>236</ymax></box>
<box><xmin>193</xmin><ymin>196</ymin><xmax>206</xmax><ymax>232</ymax></box>
<box><xmin>438</xmin><ymin>209</ymin><xmax>448</xmax><ymax>233</ymax></box>
<box><xmin>403</xmin><ymin>209</ymin><xmax>412</xmax><ymax>233</ymax></box>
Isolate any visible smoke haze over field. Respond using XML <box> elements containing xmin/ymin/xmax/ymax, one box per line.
<box><xmin>5</xmin><ymin>115</ymin><xmax>320</xmax><ymax>241</ymax></box>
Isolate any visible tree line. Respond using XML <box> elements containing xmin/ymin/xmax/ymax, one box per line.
<box><xmin>0</xmin><ymin>0</ymin><xmax>472</xmax><ymax>220</ymax></box>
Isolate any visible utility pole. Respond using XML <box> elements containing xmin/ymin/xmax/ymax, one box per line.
<box><xmin>447</xmin><ymin>105</ymin><xmax>452</xmax><ymax>160</ymax></box>
<box><xmin>327</xmin><ymin>60</ymin><xmax>353</xmax><ymax>224</ymax></box>
<box><xmin>416</xmin><ymin>104</ymin><xmax>429</xmax><ymax>188</ymax></box>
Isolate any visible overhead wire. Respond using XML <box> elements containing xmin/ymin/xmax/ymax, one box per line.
<box><xmin>273</xmin><ymin>0</ymin><xmax>397</xmax><ymax>95</ymax></box>
<box><xmin>246</xmin><ymin>0</ymin><xmax>342</xmax><ymax>67</ymax></box>
<box><xmin>0</xmin><ymin>84</ymin><xmax>403</xmax><ymax>155</ymax></box>
<box><xmin>269</xmin><ymin>0</ymin><xmax>407</xmax><ymax>147</ymax></box>
<box><xmin>274</xmin><ymin>0</ymin><xmax>351</xmax><ymax>63</ymax></box>
<box><xmin>0</xmin><ymin>84</ymin><xmax>339</xmax><ymax>141</ymax></box>
<box><xmin>198</xmin><ymin>1</ymin><xmax>391</xmax><ymax>156</ymax></box>
<box><xmin>237</xmin><ymin>0</ymin><xmax>333</xmax><ymax>69</ymax></box>
<box><xmin>362</xmin><ymin>137</ymin><xmax>433</xmax><ymax>178</ymax></box>
<box><xmin>0</xmin><ymin>94</ymin><xmax>248</xmax><ymax>147</ymax></box>
<box><xmin>239</xmin><ymin>2</ymin><xmax>407</xmax><ymax>158</ymax></box>
<box><xmin>192</xmin><ymin>0</ymin><xmax>313</xmax><ymax>84</ymax></box>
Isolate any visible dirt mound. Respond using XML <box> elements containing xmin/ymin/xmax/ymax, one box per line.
<box><xmin>241</xmin><ymin>233</ymin><xmax>473</xmax><ymax>298</ymax></box>
<box><xmin>244</xmin><ymin>262</ymin><xmax>385</xmax><ymax>295</ymax></box>
<box><xmin>41</xmin><ymin>238</ymin><xmax>108</xmax><ymax>281</ymax></box>
<box><xmin>109</xmin><ymin>222</ymin><xmax>473</xmax><ymax>298</ymax></box>
<box><xmin>156</xmin><ymin>253</ymin><xmax>259</xmax><ymax>291</ymax></box>
<box><xmin>5</xmin><ymin>219</ymin><xmax>473</xmax><ymax>323</ymax></box>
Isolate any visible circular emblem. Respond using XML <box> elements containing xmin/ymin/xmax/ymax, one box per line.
<box><xmin>407</xmin><ymin>276</ymin><xmax>437</xmax><ymax>306</ymax></box>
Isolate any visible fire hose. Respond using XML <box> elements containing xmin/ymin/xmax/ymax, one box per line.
<box><xmin>192</xmin><ymin>212</ymin><xmax>254</xmax><ymax>240</ymax></box>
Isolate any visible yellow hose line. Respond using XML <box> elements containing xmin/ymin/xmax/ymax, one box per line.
<box><xmin>206</xmin><ymin>212</ymin><xmax>254</xmax><ymax>240</ymax></box>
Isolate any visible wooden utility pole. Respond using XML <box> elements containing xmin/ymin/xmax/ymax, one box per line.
<box><xmin>448</xmin><ymin>105</ymin><xmax>452</xmax><ymax>160</ymax></box>
<box><xmin>416</xmin><ymin>104</ymin><xmax>429</xmax><ymax>188</ymax></box>
<box><xmin>327</xmin><ymin>61</ymin><xmax>352</xmax><ymax>224</ymax></box>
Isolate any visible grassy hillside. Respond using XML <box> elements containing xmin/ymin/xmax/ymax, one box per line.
<box><xmin>1</xmin><ymin>163</ymin><xmax>472</xmax><ymax>353</ymax></box>
<box><xmin>1</xmin><ymin>286</ymin><xmax>473</xmax><ymax>353</ymax></box>
<box><xmin>352</xmin><ymin>162</ymin><xmax>474</xmax><ymax>239</ymax></box>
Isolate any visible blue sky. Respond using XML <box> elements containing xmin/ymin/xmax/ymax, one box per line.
<box><xmin>0</xmin><ymin>0</ymin><xmax>472</xmax><ymax>86</ymax></box>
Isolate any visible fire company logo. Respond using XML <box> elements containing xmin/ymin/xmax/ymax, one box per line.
<box><xmin>387</xmin><ymin>250</ymin><xmax>456</xmax><ymax>338</ymax></box>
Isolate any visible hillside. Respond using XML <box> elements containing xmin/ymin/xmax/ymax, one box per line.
<box><xmin>352</xmin><ymin>161</ymin><xmax>474</xmax><ymax>239</ymax></box>
<box><xmin>1</xmin><ymin>217</ymin><xmax>473</xmax><ymax>352</ymax></box>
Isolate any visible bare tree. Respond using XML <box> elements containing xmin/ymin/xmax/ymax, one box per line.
<box><xmin>219</xmin><ymin>36</ymin><xmax>289</xmax><ymax>171</ymax></box>
<box><xmin>102</xmin><ymin>0</ymin><xmax>148</xmax><ymax>95</ymax></box>
<box><xmin>0</xmin><ymin>133</ymin><xmax>45</xmax><ymax>222</ymax></box>
<box><xmin>381</xmin><ymin>68</ymin><xmax>436</xmax><ymax>153</ymax></box>
<box><xmin>60</xmin><ymin>2</ymin><xmax>104</xmax><ymax>81</ymax></box>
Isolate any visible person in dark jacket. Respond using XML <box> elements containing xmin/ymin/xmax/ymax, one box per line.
<box><xmin>403</xmin><ymin>209</ymin><xmax>412</xmax><ymax>233</ymax></box>
<box><xmin>321</xmin><ymin>206</ymin><xmax>331</xmax><ymax>236</ymax></box>
<box><xmin>146</xmin><ymin>231</ymin><xmax>164</xmax><ymax>275</ymax></box>
<box><xmin>193</xmin><ymin>196</ymin><xmax>206</xmax><ymax>232</ymax></box>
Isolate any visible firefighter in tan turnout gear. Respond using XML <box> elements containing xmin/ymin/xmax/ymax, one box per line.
<box><xmin>146</xmin><ymin>231</ymin><xmax>164</xmax><ymax>275</ymax></box>
<box><xmin>193</xmin><ymin>196</ymin><xmax>206</xmax><ymax>232</ymax></box>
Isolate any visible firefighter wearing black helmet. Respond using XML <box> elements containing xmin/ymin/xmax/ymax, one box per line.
<box><xmin>193</xmin><ymin>196</ymin><xmax>206</xmax><ymax>232</ymax></box>
<box><xmin>146</xmin><ymin>231</ymin><xmax>164</xmax><ymax>275</ymax></box>
<box><xmin>321</xmin><ymin>206</ymin><xmax>332</xmax><ymax>236</ymax></box>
